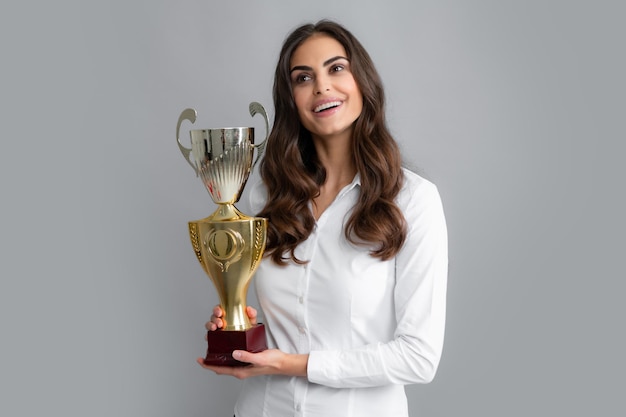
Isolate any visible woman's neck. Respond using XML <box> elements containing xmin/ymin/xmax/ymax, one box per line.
<box><xmin>310</xmin><ymin>134</ymin><xmax>357</xmax><ymax>219</ymax></box>
<box><xmin>311</xmin><ymin>133</ymin><xmax>356</xmax><ymax>188</ymax></box>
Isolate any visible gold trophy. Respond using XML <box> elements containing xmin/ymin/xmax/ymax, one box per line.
<box><xmin>176</xmin><ymin>102</ymin><xmax>269</xmax><ymax>366</ymax></box>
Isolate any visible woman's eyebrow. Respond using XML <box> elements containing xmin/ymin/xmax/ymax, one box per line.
<box><xmin>289</xmin><ymin>56</ymin><xmax>349</xmax><ymax>73</ymax></box>
<box><xmin>322</xmin><ymin>55</ymin><xmax>348</xmax><ymax>67</ymax></box>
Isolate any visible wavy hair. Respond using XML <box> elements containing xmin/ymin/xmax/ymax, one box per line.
<box><xmin>258</xmin><ymin>20</ymin><xmax>407</xmax><ymax>265</ymax></box>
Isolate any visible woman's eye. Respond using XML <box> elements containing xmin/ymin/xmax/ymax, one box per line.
<box><xmin>294</xmin><ymin>73</ymin><xmax>312</xmax><ymax>83</ymax></box>
<box><xmin>331</xmin><ymin>64</ymin><xmax>345</xmax><ymax>73</ymax></box>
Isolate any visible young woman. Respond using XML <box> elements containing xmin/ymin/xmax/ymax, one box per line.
<box><xmin>198</xmin><ymin>20</ymin><xmax>448</xmax><ymax>417</ymax></box>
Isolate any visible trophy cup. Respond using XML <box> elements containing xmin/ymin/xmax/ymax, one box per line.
<box><xmin>176</xmin><ymin>102</ymin><xmax>269</xmax><ymax>366</ymax></box>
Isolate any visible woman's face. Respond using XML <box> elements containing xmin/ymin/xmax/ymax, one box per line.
<box><xmin>289</xmin><ymin>34</ymin><xmax>363</xmax><ymax>142</ymax></box>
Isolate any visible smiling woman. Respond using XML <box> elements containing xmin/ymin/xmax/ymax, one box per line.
<box><xmin>199</xmin><ymin>20</ymin><xmax>448</xmax><ymax>417</ymax></box>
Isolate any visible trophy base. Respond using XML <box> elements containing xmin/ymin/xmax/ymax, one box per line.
<box><xmin>204</xmin><ymin>323</ymin><xmax>268</xmax><ymax>366</ymax></box>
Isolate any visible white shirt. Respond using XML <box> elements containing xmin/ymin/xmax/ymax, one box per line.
<box><xmin>234</xmin><ymin>169</ymin><xmax>448</xmax><ymax>417</ymax></box>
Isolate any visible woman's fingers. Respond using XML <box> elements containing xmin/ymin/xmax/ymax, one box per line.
<box><xmin>246</xmin><ymin>306</ymin><xmax>258</xmax><ymax>325</ymax></box>
<box><xmin>205</xmin><ymin>319</ymin><xmax>221</xmax><ymax>331</ymax></box>
<box><xmin>205</xmin><ymin>305</ymin><xmax>259</xmax><ymax>331</ymax></box>
<box><xmin>205</xmin><ymin>305</ymin><xmax>224</xmax><ymax>331</ymax></box>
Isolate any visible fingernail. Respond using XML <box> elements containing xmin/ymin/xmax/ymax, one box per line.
<box><xmin>232</xmin><ymin>350</ymin><xmax>241</xmax><ymax>359</ymax></box>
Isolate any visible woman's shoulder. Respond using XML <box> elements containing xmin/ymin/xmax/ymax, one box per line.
<box><xmin>401</xmin><ymin>167</ymin><xmax>439</xmax><ymax>195</ymax></box>
<box><xmin>396</xmin><ymin>168</ymin><xmax>447</xmax><ymax>238</ymax></box>
<box><xmin>397</xmin><ymin>167</ymin><xmax>443</xmax><ymax>213</ymax></box>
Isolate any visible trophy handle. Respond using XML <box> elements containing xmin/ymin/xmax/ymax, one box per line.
<box><xmin>249</xmin><ymin>102</ymin><xmax>269</xmax><ymax>168</ymax></box>
<box><xmin>177</xmin><ymin>108</ymin><xmax>199</xmax><ymax>176</ymax></box>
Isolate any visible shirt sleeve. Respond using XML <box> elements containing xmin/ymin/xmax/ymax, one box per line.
<box><xmin>307</xmin><ymin>179</ymin><xmax>448</xmax><ymax>388</ymax></box>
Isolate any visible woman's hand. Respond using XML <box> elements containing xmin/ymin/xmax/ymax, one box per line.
<box><xmin>196</xmin><ymin>349</ymin><xmax>309</xmax><ymax>379</ymax></box>
<box><xmin>206</xmin><ymin>305</ymin><xmax>258</xmax><ymax>331</ymax></box>
<box><xmin>199</xmin><ymin>305</ymin><xmax>308</xmax><ymax>378</ymax></box>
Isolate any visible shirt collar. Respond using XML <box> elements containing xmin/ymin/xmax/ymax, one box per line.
<box><xmin>337</xmin><ymin>172</ymin><xmax>361</xmax><ymax>199</ymax></box>
<box><xmin>350</xmin><ymin>172</ymin><xmax>361</xmax><ymax>188</ymax></box>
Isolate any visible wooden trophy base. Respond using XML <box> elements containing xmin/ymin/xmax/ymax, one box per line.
<box><xmin>204</xmin><ymin>323</ymin><xmax>267</xmax><ymax>366</ymax></box>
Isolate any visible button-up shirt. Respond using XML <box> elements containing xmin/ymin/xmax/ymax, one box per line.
<box><xmin>234</xmin><ymin>169</ymin><xmax>448</xmax><ymax>417</ymax></box>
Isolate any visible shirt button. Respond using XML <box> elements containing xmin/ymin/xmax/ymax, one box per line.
<box><xmin>298</xmin><ymin>327</ymin><xmax>306</xmax><ymax>334</ymax></box>
<box><xmin>298</xmin><ymin>296</ymin><xmax>304</xmax><ymax>304</ymax></box>
<box><xmin>296</xmin><ymin>404</ymin><xmax>302</xmax><ymax>411</ymax></box>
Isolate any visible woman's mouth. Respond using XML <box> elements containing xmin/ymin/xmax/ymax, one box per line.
<box><xmin>314</xmin><ymin>101</ymin><xmax>342</xmax><ymax>113</ymax></box>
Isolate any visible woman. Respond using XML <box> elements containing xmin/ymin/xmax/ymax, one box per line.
<box><xmin>198</xmin><ymin>20</ymin><xmax>448</xmax><ymax>417</ymax></box>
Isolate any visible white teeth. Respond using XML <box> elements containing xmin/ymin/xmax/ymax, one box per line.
<box><xmin>314</xmin><ymin>101</ymin><xmax>342</xmax><ymax>113</ymax></box>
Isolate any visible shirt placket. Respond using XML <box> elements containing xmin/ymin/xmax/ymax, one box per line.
<box><xmin>292</xmin><ymin>182</ymin><xmax>356</xmax><ymax>416</ymax></box>
<box><xmin>293</xmin><ymin>224</ymin><xmax>316</xmax><ymax>416</ymax></box>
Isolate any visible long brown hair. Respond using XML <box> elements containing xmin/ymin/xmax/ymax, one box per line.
<box><xmin>258</xmin><ymin>20</ymin><xmax>407</xmax><ymax>265</ymax></box>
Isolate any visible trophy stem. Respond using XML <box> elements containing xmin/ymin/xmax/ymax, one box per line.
<box><xmin>221</xmin><ymin>295</ymin><xmax>251</xmax><ymax>331</ymax></box>
<box><xmin>208</xmin><ymin>203</ymin><xmax>252</xmax><ymax>222</ymax></box>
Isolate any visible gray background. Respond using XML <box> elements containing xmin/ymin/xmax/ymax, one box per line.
<box><xmin>1</xmin><ymin>0</ymin><xmax>624</xmax><ymax>416</ymax></box>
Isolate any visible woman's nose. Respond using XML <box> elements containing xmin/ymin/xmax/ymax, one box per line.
<box><xmin>314</xmin><ymin>77</ymin><xmax>330</xmax><ymax>95</ymax></box>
